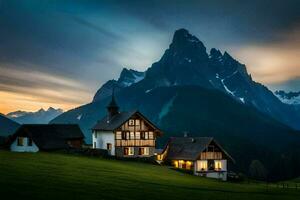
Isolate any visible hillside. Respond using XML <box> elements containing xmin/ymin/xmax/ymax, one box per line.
<box><xmin>0</xmin><ymin>151</ymin><xmax>299</xmax><ymax>200</ymax></box>
<box><xmin>0</xmin><ymin>114</ymin><xmax>19</xmax><ymax>137</ymax></box>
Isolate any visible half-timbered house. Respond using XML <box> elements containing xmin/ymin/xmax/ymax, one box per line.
<box><xmin>92</xmin><ymin>94</ymin><xmax>162</xmax><ymax>157</ymax></box>
<box><xmin>157</xmin><ymin>137</ymin><xmax>233</xmax><ymax>181</ymax></box>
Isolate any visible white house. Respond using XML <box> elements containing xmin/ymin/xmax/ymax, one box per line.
<box><xmin>157</xmin><ymin>137</ymin><xmax>234</xmax><ymax>181</ymax></box>
<box><xmin>92</xmin><ymin>93</ymin><xmax>162</xmax><ymax>157</ymax></box>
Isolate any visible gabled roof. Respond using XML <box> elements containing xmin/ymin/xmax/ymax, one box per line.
<box><xmin>9</xmin><ymin>124</ymin><xmax>84</xmax><ymax>150</ymax></box>
<box><xmin>92</xmin><ymin>110</ymin><xmax>163</xmax><ymax>135</ymax></box>
<box><xmin>164</xmin><ymin>137</ymin><xmax>233</xmax><ymax>161</ymax></box>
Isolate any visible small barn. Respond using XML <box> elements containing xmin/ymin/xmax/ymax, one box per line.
<box><xmin>157</xmin><ymin>137</ymin><xmax>234</xmax><ymax>181</ymax></box>
<box><xmin>9</xmin><ymin>124</ymin><xmax>85</xmax><ymax>152</ymax></box>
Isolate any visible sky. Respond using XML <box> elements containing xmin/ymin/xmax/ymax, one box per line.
<box><xmin>0</xmin><ymin>0</ymin><xmax>299</xmax><ymax>114</ymax></box>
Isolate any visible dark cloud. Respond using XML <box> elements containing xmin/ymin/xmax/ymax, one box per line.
<box><xmin>0</xmin><ymin>0</ymin><xmax>299</xmax><ymax>112</ymax></box>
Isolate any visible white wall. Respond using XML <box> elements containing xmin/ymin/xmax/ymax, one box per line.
<box><xmin>93</xmin><ymin>131</ymin><xmax>115</xmax><ymax>155</ymax></box>
<box><xmin>10</xmin><ymin>137</ymin><xmax>39</xmax><ymax>153</ymax></box>
<box><xmin>206</xmin><ymin>172</ymin><xmax>227</xmax><ymax>181</ymax></box>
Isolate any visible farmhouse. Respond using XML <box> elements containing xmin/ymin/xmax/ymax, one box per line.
<box><xmin>157</xmin><ymin>137</ymin><xmax>233</xmax><ymax>181</ymax></box>
<box><xmin>92</xmin><ymin>94</ymin><xmax>162</xmax><ymax>157</ymax></box>
<box><xmin>9</xmin><ymin>124</ymin><xmax>84</xmax><ymax>152</ymax></box>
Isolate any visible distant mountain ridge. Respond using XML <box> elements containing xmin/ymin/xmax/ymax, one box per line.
<box><xmin>93</xmin><ymin>68</ymin><xmax>145</xmax><ymax>102</ymax></box>
<box><xmin>275</xmin><ymin>90</ymin><xmax>300</xmax><ymax>105</ymax></box>
<box><xmin>7</xmin><ymin>107</ymin><xmax>63</xmax><ymax>124</ymax></box>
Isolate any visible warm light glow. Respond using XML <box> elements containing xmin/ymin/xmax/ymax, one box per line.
<box><xmin>0</xmin><ymin>65</ymin><xmax>91</xmax><ymax>114</ymax></box>
<box><xmin>174</xmin><ymin>161</ymin><xmax>179</xmax><ymax>168</ymax></box>
<box><xmin>186</xmin><ymin>161</ymin><xmax>192</xmax><ymax>170</ymax></box>
<box><xmin>215</xmin><ymin>160</ymin><xmax>222</xmax><ymax>170</ymax></box>
<box><xmin>199</xmin><ymin>160</ymin><xmax>208</xmax><ymax>171</ymax></box>
<box><xmin>231</xmin><ymin>28</ymin><xmax>300</xmax><ymax>85</ymax></box>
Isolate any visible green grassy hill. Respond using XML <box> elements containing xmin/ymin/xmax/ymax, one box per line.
<box><xmin>0</xmin><ymin>151</ymin><xmax>299</xmax><ymax>200</ymax></box>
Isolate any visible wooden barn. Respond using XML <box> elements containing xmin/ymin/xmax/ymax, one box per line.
<box><xmin>92</xmin><ymin>94</ymin><xmax>162</xmax><ymax>157</ymax></box>
<box><xmin>9</xmin><ymin>124</ymin><xmax>84</xmax><ymax>152</ymax></box>
<box><xmin>157</xmin><ymin>137</ymin><xmax>233</xmax><ymax>181</ymax></box>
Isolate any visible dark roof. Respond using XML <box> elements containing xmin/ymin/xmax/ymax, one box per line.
<box><xmin>92</xmin><ymin>110</ymin><xmax>162</xmax><ymax>135</ymax></box>
<box><xmin>10</xmin><ymin>124</ymin><xmax>84</xmax><ymax>150</ymax></box>
<box><xmin>93</xmin><ymin>111</ymin><xmax>136</xmax><ymax>131</ymax></box>
<box><xmin>164</xmin><ymin>137</ymin><xmax>233</xmax><ymax>161</ymax></box>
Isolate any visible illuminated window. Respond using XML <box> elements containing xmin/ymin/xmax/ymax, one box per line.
<box><xmin>198</xmin><ymin>160</ymin><xmax>208</xmax><ymax>171</ymax></box>
<box><xmin>149</xmin><ymin>132</ymin><xmax>154</xmax><ymax>139</ymax></box>
<box><xmin>17</xmin><ymin>137</ymin><xmax>24</xmax><ymax>146</ymax></box>
<box><xmin>186</xmin><ymin>161</ymin><xmax>192</xmax><ymax>170</ymax></box>
<box><xmin>174</xmin><ymin>160</ymin><xmax>179</xmax><ymax>168</ymax></box>
<box><xmin>135</xmin><ymin>132</ymin><xmax>140</xmax><ymax>139</ymax></box>
<box><xmin>141</xmin><ymin>132</ymin><xmax>149</xmax><ymax>139</ymax></box>
<box><xmin>128</xmin><ymin>119</ymin><xmax>135</xmax><ymax>126</ymax></box>
<box><xmin>124</xmin><ymin>147</ymin><xmax>134</xmax><ymax>155</ymax></box>
<box><xmin>130</xmin><ymin>132</ymin><xmax>135</xmax><ymax>139</ymax></box>
<box><xmin>135</xmin><ymin>119</ymin><xmax>140</xmax><ymax>126</ymax></box>
<box><xmin>116</xmin><ymin>131</ymin><xmax>122</xmax><ymax>139</ymax></box>
<box><xmin>122</xmin><ymin>132</ymin><xmax>130</xmax><ymax>140</ymax></box>
<box><xmin>215</xmin><ymin>160</ymin><xmax>222</xmax><ymax>170</ymax></box>
<box><xmin>139</xmin><ymin>147</ymin><xmax>149</xmax><ymax>155</ymax></box>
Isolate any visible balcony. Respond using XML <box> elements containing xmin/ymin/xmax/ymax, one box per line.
<box><xmin>115</xmin><ymin>139</ymin><xmax>155</xmax><ymax>147</ymax></box>
<box><xmin>200</xmin><ymin>152</ymin><xmax>222</xmax><ymax>160</ymax></box>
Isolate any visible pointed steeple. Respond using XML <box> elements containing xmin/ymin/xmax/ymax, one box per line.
<box><xmin>107</xmin><ymin>88</ymin><xmax>119</xmax><ymax>119</ymax></box>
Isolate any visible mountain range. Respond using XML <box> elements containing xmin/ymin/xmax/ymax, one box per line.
<box><xmin>275</xmin><ymin>90</ymin><xmax>300</xmax><ymax>105</ymax></box>
<box><xmin>51</xmin><ymin>29</ymin><xmax>300</xmax><ymax>180</ymax></box>
<box><xmin>7</xmin><ymin>107</ymin><xmax>63</xmax><ymax>124</ymax></box>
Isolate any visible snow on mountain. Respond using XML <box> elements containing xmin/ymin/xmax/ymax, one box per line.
<box><xmin>93</xmin><ymin>68</ymin><xmax>145</xmax><ymax>102</ymax></box>
<box><xmin>275</xmin><ymin>90</ymin><xmax>300</xmax><ymax>105</ymax></box>
<box><xmin>7</xmin><ymin>107</ymin><xmax>63</xmax><ymax>124</ymax></box>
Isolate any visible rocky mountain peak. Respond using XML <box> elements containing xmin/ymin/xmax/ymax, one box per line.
<box><xmin>209</xmin><ymin>48</ymin><xmax>222</xmax><ymax>60</ymax></box>
<box><xmin>168</xmin><ymin>29</ymin><xmax>208</xmax><ymax>60</ymax></box>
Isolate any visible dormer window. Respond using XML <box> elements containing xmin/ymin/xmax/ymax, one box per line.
<box><xmin>128</xmin><ymin>119</ymin><xmax>135</xmax><ymax>126</ymax></box>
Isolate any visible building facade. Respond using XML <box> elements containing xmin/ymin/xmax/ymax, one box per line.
<box><xmin>157</xmin><ymin>137</ymin><xmax>233</xmax><ymax>181</ymax></box>
<box><xmin>92</xmin><ymin>94</ymin><xmax>162</xmax><ymax>157</ymax></box>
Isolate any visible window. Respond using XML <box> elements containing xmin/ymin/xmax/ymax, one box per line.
<box><xmin>107</xmin><ymin>143</ymin><xmax>112</xmax><ymax>150</ymax></box>
<box><xmin>135</xmin><ymin>119</ymin><xmax>140</xmax><ymax>126</ymax></box>
<box><xmin>135</xmin><ymin>132</ymin><xmax>140</xmax><ymax>139</ymax></box>
<box><xmin>122</xmin><ymin>132</ymin><xmax>130</xmax><ymax>140</ymax></box>
<box><xmin>128</xmin><ymin>119</ymin><xmax>135</xmax><ymax>126</ymax></box>
<box><xmin>17</xmin><ymin>137</ymin><xmax>24</xmax><ymax>146</ymax></box>
<box><xmin>116</xmin><ymin>131</ymin><xmax>122</xmax><ymax>139</ymax></box>
<box><xmin>124</xmin><ymin>147</ymin><xmax>134</xmax><ymax>155</ymax></box>
<box><xmin>215</xmin><ymin>160</ymin><xmax>222</xmax><ymax>170</ymax></box>
<box><xmin>141</xmin><ymin>132</ymin><xmax>148</xmax><ymax>139</ymax></box>
<box><xmin>139</xmin><ymin>147</ymin><xmax>149</xmax><ymax>155</ymax></box>
<box><xmin>94</xmin><ymin>142</ymin><xmax>97</xmax><ymax>148</ymax></box>
<box><xmin>130</xmin><ymin>132</ymin><xmax>135</xmax><ymax>139</ymax></box>
<box><xmin>197</xmin><ymin>160</ymin><xmax>208</xmax><ymax>171</ymax></box>
<box><xmin>28</xmin><ymin>138</ymin><xmax>33</xmax><ymax>146</ymax></box>
<box><xmin>149</xmin><ymin>132</ymin><xmax>154</xmax><ymax>139</ymax></box>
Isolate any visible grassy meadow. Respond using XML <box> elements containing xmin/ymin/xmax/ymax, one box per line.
<box><xmin>0</xmin><ymin>151</ymin><xmax>299</xmax><ymax>200</ymax></box>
